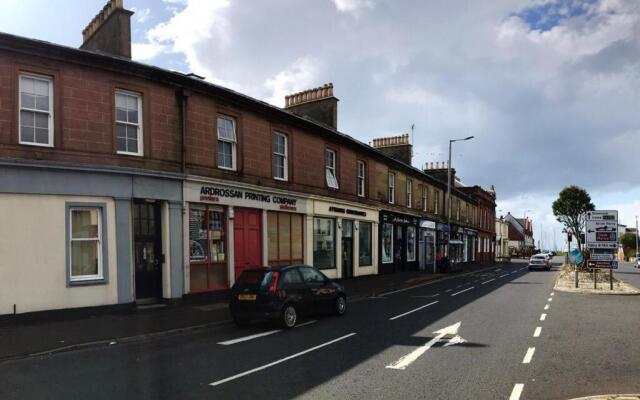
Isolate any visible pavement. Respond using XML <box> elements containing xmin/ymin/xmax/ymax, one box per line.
<box><xmin>0</xmin><ymin>260</ymin><xmax>500</xmax><ymax>361</ymax></box>
<box><xmin>2</xmin><ymin>257</ymin><xmax>640</xmax><ymax>399</ymax></box>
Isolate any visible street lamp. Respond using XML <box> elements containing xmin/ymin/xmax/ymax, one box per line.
<box><xmin>635</xmin><ymin>215</ymin><xmax>638</xmax><ymax>265</ymax></box>
<box><xmin>446</xmin><ymin>136</ymin><xmax>474</xmax><ymax>259</ymax></box>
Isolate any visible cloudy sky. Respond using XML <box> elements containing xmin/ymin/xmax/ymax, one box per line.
<box><xmin>2</xmin><ymin>0</ymin><xmax>639</xmax><ymax>249</ymax></box>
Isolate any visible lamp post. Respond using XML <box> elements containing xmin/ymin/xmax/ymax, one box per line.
<box><xmin>446</xmin><ymin>136</ymin><xmax>474</xmax><ymax>259</ymax></box>
<box><xmin>636</xmin><ymin>215</ymin><xmax>638</xmax><ymax>266</ymax></box>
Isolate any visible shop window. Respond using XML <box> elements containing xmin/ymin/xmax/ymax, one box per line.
<box><xmin>66</xmin><ymin>204</ymin><xmax>108</xmax><ymax>285</ymax></box>
<box><xmin>115</xmin><ymin>91</ymin><xmax>143</xmax><ymax>156</ymax></box>
<box><xmin>358</xmin><ymin>221</ymin><xmax>372</xmax><ymax>267</ymax></box>
<box><xmin>189</xmin><ymin>206</ymin><xmax>227</xmax><ymax>292</ymax></box>
<box><xmin>382</xmin><ymin>223</ymin><xmax>393</xmax><ymax>264</ymax></box>
<box><xmin>19</xmin><ymin>74</ymin><xmax>53</xmax><ymax>147</ymax></box>
<box><xmin>407</xmin><ymin>226</ymin><xmax>416</xmax><ymax>261</ymax></box>
<box><xmin>273</xmin><ymin>132</ymin><xmax>288</xmax><ymax>181</ymax></box>
<box><xmin>357</xmin><ymin>160</ymin><xmax>366</xmax><ymax>197</ymax></box>
<box><xmin>313</xmin><ymin>217</ymin><xmax>335</xmax><ymax>269</ymax></box>
<box><xmin>325</xmin><ymin>149</ymin><xmax>339</xmax><ymax>189</ymax></box>
<box><xmin>268</xmin><ymin>212</ymin><xmax>303</xmax><ymax>266</ymax></box>
<box><xmin>217</xmin><ymin>115</ymin><xmax>237</xmax><ymax>170</ymax></box>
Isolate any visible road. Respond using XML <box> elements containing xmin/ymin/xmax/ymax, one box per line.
<box><xmin>2</xmin><ymin>257</ymin><xmax>640</xmax><ymax>400</ymax></box>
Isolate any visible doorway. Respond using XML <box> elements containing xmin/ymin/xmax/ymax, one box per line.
<box><xmin>394</xmin><ymin>225</ymin><xmax>404</xmax><ymax>272</ymax></box>
<box><xmin>133</xmin><ymin>200</ymin><xmax>163</xmax><ymax>301</ymax></box>
<box><xmin>341</xmin><ymin>219</ymin><xmax>354</xmax><ymax>279</ymax></box>
<box><xmin>233</xmin><ymin>208</ymin><xmax>262</xmax><ymax>280</ymax></box>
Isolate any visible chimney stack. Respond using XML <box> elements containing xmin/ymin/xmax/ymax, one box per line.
<box><xmin>370</xmin><ymin>134</ymin><xmax>413</xmax><ymax>165</ymax></box>
<box><xmin>284</xmin><ymin>83</ymin><xmax>339</xmax><ymax>129</ymax></box>
<box><xmin>81</xmin><ymin>0</ymin><xmax>134</xmax><ymax>59</ymax></box>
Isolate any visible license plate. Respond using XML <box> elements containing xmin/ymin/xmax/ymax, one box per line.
<box><xmin>238</xmin><ymin>294</ymin><xmax>256</xmax><ymax>301</ymax></box>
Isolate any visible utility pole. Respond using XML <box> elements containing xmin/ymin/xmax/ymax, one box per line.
<box><xmin>446</xmin><ymin>136</ymin><xmax>474</xmax><ymax>259</ymax></box>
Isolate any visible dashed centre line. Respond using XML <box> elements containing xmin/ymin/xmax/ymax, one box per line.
<box><xmin>544</xmin><ymin>304</ymin><xmax>550</xmax><ymax>310</ymax></box>
<box><xmin>509</xmin><ymin>383</ymin><xmax>524</xmax><ymax>400</ymax></box>
<box><xmin>547</xmin><ymin>298</ymin><xmax>553</xmax><ymax>302</ymax></box>
<box><xmin>540</xmin><ymin>313</ymin><xmax>547</xmax><ymax>321</ymax></box>
<box><xmin>522</xmin><ymin>347</ymin><xmax>535</xmax><ymax>364</ymax></box>
<box><xmin>499</xmin><ymin>274</ymin><xmax>510</xmax><ymax>278</ymax></box>
<box><xmin>389</xmin><ymin>301</ymin><xmax>439</xmax><ymax>321</ymax></box>
<box><xmin>451</xmin><ymin>287</ymin><xmax>474</xmax><ymax>297</ymax></box>
<box><xmin>481</xmin><ymin>278</ymin><xmax>495</xmax><ymax>285</ymax></box>
<box><xmin>533</xmin><ymin>327</ymin><xmax>541</xmax><ymax>337</ymax></box>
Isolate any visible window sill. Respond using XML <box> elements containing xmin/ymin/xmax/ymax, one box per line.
<box><xmin>218</xmin><ymin>166</ymin><xmax>237</xmax><ymax>172</ymax></box>
<box><xmin>116</xmin><ymin>151</ymin><xmax>144</xmax><ymax>157</ymax></box>
<box><xmin>68</xmin><ymin>278</ymin><xmax>107</xmax><ymax>287</ymax></box>
<box><xmin>19</xmin><ymin>141</ymin><xmax>54</xmax><ymax>148</ymax></box>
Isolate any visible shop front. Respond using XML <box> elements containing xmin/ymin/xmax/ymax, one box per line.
<box><xmin>449</xmin><ymin>225</ymin><xmax>465</xmax><ymax>264</ymax></box>
<box><xmin>183</xmin><ymin>180</ymin><xmax>309</xmax><ymax>293</ymax></box>
<box><xmin>418</xmin><ymin>220</ymin><xmax>437</xmax><ymax>273</ymax></box>
<box><xmin>464</xmin><ymin>228</ymin><xmax>477</xmax><ymax>263</ymax></box>
<box><xmin>379</xmin><ymin>211</ymin><xmax>419</xmax><ymax>274</ymax></box>
<box><xmin>310</xmin><ymin>201</ymin><xmax>378</xmax><ymax>279</ymax></box>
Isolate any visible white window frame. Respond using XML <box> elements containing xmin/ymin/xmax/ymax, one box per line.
<box><xmin>407</xmin><ymin>179</ymin><xmax>413</xmax><ymax>208</ymax></box>
<box><xmin>356</xmin><ymin>160</ymin><xmax>366</xmax><ymax>197</ymax></box>
<box><xmin>388</xmin><ymin>172</ymin><xmax>396</xmax><ymax>204</ymax></box>
<box><xmin>19</xmin><ymin>73</ymin><xmax>54</xmax><ymax>147</ymax></box>
<box><xmin>69</xmin><ymin>207</ymin><xmax>103</xmax><ymax>282</ymax></box>
<box><xmin>422</xmin><ymin>185</ymin><xmax>428</xmax><ymax>212</ymax></box>
<box><xmin>273</xmin><ymin>132</ymin><xmax>288</xmax><ymax>181</ymax></box>
<box><xmin>217</xmin><ymin>115</ymin><xmax>237</xmax><ymax>171</ymax></box>
<box><xmin>434</xmin><ymin>190</ymin><xmax>439</xmax><ymax>214</ymax></box>
<box><xmin>115</xmin><ymin>90</ymin><xmax>143</xmax><ymax>156</ymax></box>
<box><xmin>325</xmin><ymin>149</ymin><xmax>339</xmax><ymax>189</ymax></box>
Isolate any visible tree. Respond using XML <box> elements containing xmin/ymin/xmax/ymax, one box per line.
<box><xmin>552</xmin><ymin>186</ymin><xmax>595</xmax><ymax>251</ymax></box>
<box><xmin>620</xmin><ymin>232</ymin><xmax>637</xmax><ymax>257</ymax></box>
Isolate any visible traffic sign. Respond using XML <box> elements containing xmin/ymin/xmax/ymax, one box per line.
<box><xmin>587</xmin><ymin>260</ymin><xmax>618</xmax><ymax>269</ymax></box>
<box><xmin>590</xmin><ymin>253</ymin><xmax>614</xmax><ymax>261</ymax></box>
<box><xmin>585</xmin><ymin>210</ymin><xmax>618</xmax><ymax>250</ymax></box>
<box><xmin>569</xmin><ymin>249</ymin><xmax>584</xmax><ymax>265</ymax></box>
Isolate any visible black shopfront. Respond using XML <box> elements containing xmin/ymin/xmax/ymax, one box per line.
<box><xmin>379</xmin><ymin>211</ymin><xmax>420</xmax><ymax>274</ymax></box>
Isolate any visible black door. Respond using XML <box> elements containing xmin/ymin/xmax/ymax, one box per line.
<box><xmin>341</xmin><ymin>220</ymin><xmax>354</xmax><ymax>279</ymax></box>
<box><xmin>394</xmin><ymin>225</ymin><xmax>404</xmax><ymax>272</ymax></box>
<box><xmin>133</xmin><ymin>200</ymin><xmax>163</xmax><ymax>300</ymax></box>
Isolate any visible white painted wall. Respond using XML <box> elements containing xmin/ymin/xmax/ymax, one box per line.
<box><xmin>0</xmin><ymin>194</ymin><xmax>118</xmax><ymax>315</ymax></box>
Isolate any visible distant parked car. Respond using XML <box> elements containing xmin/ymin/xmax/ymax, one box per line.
<box><xmin>229</xmin><ymin>265</ymin><xmax>347</xmax><ymax>328</ymax></box>
<box><xmin>529</xmin><ymin>254</ymin><xmax>551</xmax><ymax>271</ymax></box>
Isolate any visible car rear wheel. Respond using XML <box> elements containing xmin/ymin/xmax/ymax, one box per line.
<box><xmin>280</xmin><ymin>304</ymin><xmax>297</xmax><ymax>329</ymax></box>
<box><xmin>334</xmin><ymin>295</ymin><xmax>347</xmax><ymax>316</ymax></box>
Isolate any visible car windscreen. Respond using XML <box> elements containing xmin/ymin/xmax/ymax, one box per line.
<box><xmin>235</xmin><ymin>270</ymin><xmax>274</xmax><ymax>292</ymax></box>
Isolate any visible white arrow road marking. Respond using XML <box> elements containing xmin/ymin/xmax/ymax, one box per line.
<box><xmin>522</xmin><ymin>347</ymin><xmax>535</xmax><ymax>364</ymax></box>
<box><xmin>209</xmin><ymin>333</ymin><xmax>357</xmax><ymax>386</ymax></box>
<box><xmin>389</xmin><ymin>301</ymin><xmax>439</xmax><ymax>321</ymax></box>
<box><xmin>443</xmin><ymin>334</ymin><xmax>467</xmax><ymax>347</ymax></box>
<box><xmin>386</xmin><ymin>322</ymin><xmax>461</xmax><ymax>370</ymax></box>
<box><xmin>509</xmin><ymin>383</ymin><xmax>524</xmax><ymax>400</ymax></box>
<box><xmin>533</xmin><ymin>327</ymin><xmax>541</xmax><ymax>337</ymax></box>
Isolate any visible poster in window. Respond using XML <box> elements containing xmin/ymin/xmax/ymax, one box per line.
<box><xmin>382</xmin><ymin>223</ymin><xmax>393</xmax><ymax>263</ymax></box>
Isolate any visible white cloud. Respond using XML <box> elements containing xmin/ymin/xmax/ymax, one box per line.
<box><xmin>264</xmin><ymin>57</ymin><xmax>323</xmax><ymax>107</ymax></box>
<box><xmin>131</xmin><ymin>7</ymin><xmax>151</xmax><ymax>23</ymax></box>
<box><xmin>132</xmin><ymin>42</ymin><xmax>165</xmax><ymax>61</ymax></box>
<box><xmin>332</xmin><ymin>0</ymin><xmax>373</xmax><ymax>16</ymax></box>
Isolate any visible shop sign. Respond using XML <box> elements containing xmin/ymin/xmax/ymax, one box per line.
<box><xmin>420</xmin><ymin>220</ymin><xmax>436</xmax><ymax>229</ymax></box>
<box><xmin>465</xmin><ymin>229</ymin><xmax>477</xmax><ymax>236</ymax></box>
<box><xmin>188</xmin><ymin>182</ymin><xmax>306</xmax><ymax>213</ymax></box>
<box><xmin>328</xmin><ymin>206</ymin><xmax>368</xmax><ymax>217</ymax></box>
<box><xmin>382</xmin><ymin>213</ymin><xmax>417</xmax><ymax>225</ymax></box>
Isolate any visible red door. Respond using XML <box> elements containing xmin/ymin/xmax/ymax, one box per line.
<box><xmin>234</xmin><ymin>208</ymin><xmax>263</xmax><ymax>280</ymax></box>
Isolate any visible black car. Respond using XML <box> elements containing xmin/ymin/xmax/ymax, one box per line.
<box><xmin>229</xmin><ymin>265</ymin><xmax>347</xmax><ymax>328</ymax></box>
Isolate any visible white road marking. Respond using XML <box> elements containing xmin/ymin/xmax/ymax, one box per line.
<box><xmin>451</xmin><ymin>287</ymin><xmax>474</xmax><ymax>297</ymax></box>
<box><xmin>217</xmin><ymin>330</ymin><xmax>281</xmax><ymax>345</ymax></box>
<box><xmin>522</xmin><ymin>347</ymin><xmax>535</xmax><ymax>364</ymax></box>
<box><xmin>481</xmin><ymin>278</ymin><xmax>495</xmax><ymax>285</ymax></box>
<box><xmin>456</xmin><ymin>285</ymin><xmax>462</xmax><ymax>289</ymax></box>
<box><xmin>544</xmin><ymin>304</ymin><xmax>550</xmax><ymax>310</ymax></box>
<box><xmin>495</xmin><ymin>268</ymin><xmax>502</xmax><ymax>272</ymax></box>
<box><xmin>550</xmin><ymin>293</ymin><xmax>554</xmax><ymax>296</ymax></box>
<box><xmin>548</xmin><ymin>298</ymin><xmax>553</xmax><ymax>302</ymax></box>
<box><xmin>445</xmin><ymin>289</ymin><xmax>452</xmax><ymax>293</ymax></box>
<box><xmin>217</xmin><ymin>320</ymin><xmax>318</xmax><ymax>345</ymax></box>
<box><xmin>412</xmin><ymin>294</ymin><xmax>440</xmax><ymax>298</ymax></box>
<box><xmin>209</xmin><ymin>333</ymin><xmax>357</xmax><ymax>386</ymax></box>
<box><xmin>443</xmin><ymin>334</ymin><xmax>467</xmax><ymax>347</ymax></box>
<box><xmin>386</xmin><ymin>322</ymin><xmax>461</xmax><ymax>370</ymax></box>
<box><xmin>540</xmin><ymin>313</ymin><xmax>547</xmax><ymax>321</ymax></box>
<box><xmin>499</xmin><ymin>274</ymin><xmax>509</xmax><ymax>278</ymax></box>
<box><xmin>509</xmin><ymin>383</ymin><xmax>524</xmax><ymax>400</ymax></box>
<box><xmin>533</xmin><ymin>327</ymin><xmax>541</xmax><ymax>337</ymax></box>
<box><xmin>389</xmin><ymin>301</ymin><xmax>439</xmax><ymax>321</ymax></box>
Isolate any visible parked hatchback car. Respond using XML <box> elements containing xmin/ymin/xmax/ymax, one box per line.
<box><xmin>529</xmin><ymin>254</ymin><xmax>551</xmax><ymax>271</ymax></box>
<box><xmin>229</xmin><ymin>265</ymin><xmax>347</xmax><ymax>328</ymax></box>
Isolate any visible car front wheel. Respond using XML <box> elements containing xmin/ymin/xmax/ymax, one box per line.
<box><xmin>280</xmin><ymin>304</ymin><xmax>297</xmax><ymax>329</ymax></box>
<box><xmin>334</xmin><ymin>295</ymin><xmax>347</xmax><ymax>316</ymax></box>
